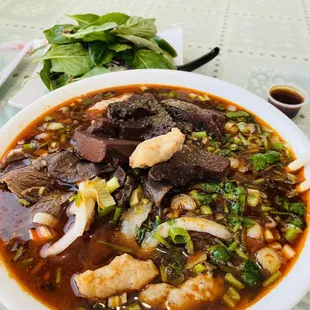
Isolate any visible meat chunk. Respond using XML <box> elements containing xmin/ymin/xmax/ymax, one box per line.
<box><xmin>87</xmin><ymin>93</ymin><xmax>133</xmax><ymax>111</ymax></box>
<box><xmin>45</xmin><ymin>151</ymin><xmax>108</xmax><ymax>184</ymax></box>
<box><xmin>140</xmin><ymin>274</ymin><xmax>222</xmax><ymax>310</ymax></box>
<box><xmin>87</xmin><ymin>118</ymin><xmax>118</xmax><ymax>137</ymax></box>
<box><xmin>74</xmin><ymin>253</ymin><xmax>158</xmax><ymax>298</ymax></box>
<box><xmin>163</xmin><ymin>99</ymin><xmax>225</xmax><ymax>138</ymax></box>
<box><xmin>142</xmin><ymin>178</ymin><xmax>172</xmax><ymax>206</ymax></box>
<box><xmin>0</xmin><ymin>164</ymin><xmax>54</xmax><ymax>202</ymax></box>
<box><xmin>129</xmin><ymin>128</ymin><xmax>185</xmax><ymax>168</ymax></box>
<box><xmin>108</xmin><ymin>93</ymin><xmax>161</xmax><ymax>119</ymax></box>
<box><xmin>149</xmin><ymin>147</ymin><xmax>230</xmax><ymax>186</ymax></box>
<box><xmin>113</xmin><ymin>176</ymin><xmax>135</xmax><ymax>207</ymax></box>
<box><xmin>74</xmin><ymin>131</ymin><xmax>138</xmax><ymax>164</ymax></box>
<box><xmin>31</xmin><ymin>191</ymin><xmax>73</xmax><ymax>219</ymax></box>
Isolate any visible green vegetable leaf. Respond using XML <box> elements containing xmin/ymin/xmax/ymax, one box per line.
<box><xmin>240</xmin><ymin>260</ymin><xmax>261</xmax><ymax>287</ymax></box>
<box><xmin>53</xmin><ymin>73</ymin><xmax>70</xmax><ymax>89</ymax></box>
<box><xmin>43</xmin><ymin>24</ymin><xmax>77</xmax><ymax>44</ymax></box>
<box><xmin>40</xmin><ymin>43</ymin><xmax>94</xmax><ymax>77</ymax></box>
<box><xmin>112</xmin><ymin>16</ymin><xmax>156</xmax><ymax>39</ymax></box>
<box><xmin>168</xmin><ymin>227</ymin><xmax>194</xmax><ymax>254</ymax></box>
<box><xmin>116</xmin><ymin>35</ymin><xmax>162</xmax><ymax>53</ymax></box>
<box><xmin>133</xmin><ymin>49</ymin><xmax>175</xmax><ymax>69</ymax></box>
<box><xmin>200</xmin><ymin>182</ymin><xmax>221</xmax><ymax>193</ymax></box>
<box><xmin>81</xmin><ymin>66</ymin><xmax>110</xmax><ymax>78</ymax></box>
<box><xmin>64</xmin><ymin>23</ymin><xmax>118</xmax><ymax>42</ymax></box>
<box><xmin>88</xmin><ymin>42</ymin><xmax>114</xmax><ymax>65</ymax></box>
<box><xmin>108</xmin><ymin>43</ymin><xmax>132</xmax><ymax>52</ymax></box>
<box><xmin>92</xmin><ymin>12</ymin><xmax>130</xmax><ymax>26</ymax></box>
<box><xmin>39</xmin><ymin>59</ymin><xmax>53</xmax><ymax>91</ymax></box>
<box><xmin>66</xmin><ymin>13</ymin><xmax>99</xmax><ymax>27</ymax></box>
<box><xmin>154</xmin><ymin>35</ymin><xmax>177</xmax><ymax>57</ymax></box>
<box><xmin>251</xmin><ymin>150</ymin><xmax>281</xmax><ymax>171</ymax></box>
<box><xmin>209</xmin><ymin>246</ymin><xmax>230</xmax><ymax>265</ymax></box>
<box><xmin>163</xmin><ymin>248</ymin><xmax>186</xmax><ymax>281</ymax></box>
<box><xmin>288</xmin><ymin>202</ymin><xmax>306</xmax><ymax>216</ymax></box>
<box><xmin>289</xmin><ymin>216</ymin><xmax>305</xmax><ymax>228</ymax></box>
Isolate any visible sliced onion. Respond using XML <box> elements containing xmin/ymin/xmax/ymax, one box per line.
<box><xmin>170</xmin><ymin>194</ymin><xmax>197</xmax><ymax>210</ymax></box>
<box><xmin>256</xmin><ymin>247</ymin><xmax>281</xmax><ymax>274</ymax></box>
<box><xmin>143</xmin><ymin>217</ymin><xmax>232</xmax><ymax>250</ymax></box>
<box><xmin>40</xmin><ymin>198</ymin><xmax>95</xmax><ymax>258</ymax></box>
<box><xmin>33</xmin><ymin>212</ymin><xmax>59</xmax><ymax>229</ymax></box>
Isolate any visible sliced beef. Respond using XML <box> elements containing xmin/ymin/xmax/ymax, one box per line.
<box><xmin>114</xmin><ymin>176</ymin><xmax>135</xmax><ymax>207</ymax></box>
<box><xmin>87</xmin><ymin>118</ymin><xmax>118</xmax><ymax>137</ymax></box>
<box><xmin>44</xmin><ymin>151</ymin><xmax>107</xmax><ymax>184</ymax></box>
<box><xmin>73</xmin><ymin>131</ymin><xmax>138</xmax><ymax>164</ymax></box>
<box><xmin>162</xmin><ymin>99</ymin><xmax>225</xmax><ymax>138</ymax></box>
<box><xmin>118</xmin><ymin>120</ymin><xmax>152</xmax><ymax>140</ymax></box>
<box><xmin>31</xmin><ymin>191</ymin><xmax>73</xmax><ymax>219</ymax></box>
<box><xmin>108</xmin><ymin>93</ymin><xmax>161</xmax><ymax>120</ymax></box>
<box><xmin>0</xmin><ymin>164</ymin><xmax>54</xmax><ymax>202</ymax></box>
<box><xmin>148</xmin><ymin>147</ymin><xmax>230</xmax><ymax>186</ymax></box>
<box><xmin>142</xmin><ymin>178</ymin><xmax>172</xmax><ymax>206</ymax></box>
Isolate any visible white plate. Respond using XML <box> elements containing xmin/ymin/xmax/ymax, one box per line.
<box><xmin>8</xmin><ymin>28</ymin><xmax>184</xmax><ymax>109</ymax></box>
<box><xmin>0</xmin><ymin>70</ymin><xmax>309</xmax><ymax>310</ymax></box>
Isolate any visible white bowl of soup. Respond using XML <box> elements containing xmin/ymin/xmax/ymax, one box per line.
<box><xmin>0</xmin><ymin>69</ymin><xmax>309</xmax><ymax>310</ymax></box>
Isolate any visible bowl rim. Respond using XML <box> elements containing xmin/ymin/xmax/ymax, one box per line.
<box><xmin>0</xmin><ymin>69</ymin><xmax>309</xmax><ymax>310</ymax></box>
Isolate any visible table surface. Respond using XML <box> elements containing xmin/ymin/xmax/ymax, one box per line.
<box><xmin>0</xmin><ymin>0</ymin><xmax>309</xmax><ymax>309</ymax></box>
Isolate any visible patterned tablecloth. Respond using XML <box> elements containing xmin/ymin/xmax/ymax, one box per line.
<box><xmin>0</xmin><ymin>0</ymin><xmax>309</xmax><ymax>309</ymax></box>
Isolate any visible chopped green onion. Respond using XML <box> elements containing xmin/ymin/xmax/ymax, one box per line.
<box><xmin>226</xmin><ymin>111</ymin><xmax>250</xmax><ymax>119</ymax></box>
<box><xmin>225</xmin><ymin>273</ymin><xmax>245</xmax><ymax>290</ymax></box>
<box><xmin>18</xmin><ymin>199</ymin><xmax>30</xmax><ymax>206</ymax></box>
<box><xmin>262</xmin><ymin>270</ymin><xmax>282</xmax><ymax>287</ymax></box>
<box><xmin>44</xmin><ymin>116</ymin><xmax>53</xmax><ymax>122</ymax></box>
<box><xmin>153</xmin><ymin>232</ymin><xmax>171</xmax><ymax>249</ymax></box>
<box><xmin>56</xmin><ymin>267</ymin><xmax>62</xmax><ymax>284</ymax></box>
<box><xmin>207</xmin><ymin>146</ymin><xmax>215</xmax><ymax>152</ymax></box>
<box><xmin>13</xmin><ymin>246</ymin><xmax>24</xmax><ymax>262</ymax></box>
<box><xmin>201</xmin><ymin>205</ymin><xmax>213</xmax><ymax>215</ymax></box>
<box><xmin>46</xmin><ymin>122</ymin><xmax>64</xmax><ymax>131</ymax></box>
<box><xmin>192</xmin><ymin>131</ymin><xmax>207</xmax><ymax>138</ymax></box>
<box><xmin>112</xmin><ymin>206</ymin><xmax>122</xmax><ymax>225</ymax></box>
<box><xmin>284</xmin><ymin>224</ymin><xmax>302</xmax><ymax>243</ymax></box>
<box><xmin>272</xmin><ymin>143</ymin><xmax>284</xmax><ymax>150</ymax></box>
<box><xmin>106</xmin><ymin>177</ymin><xmax>120</xmax><ymax>193</ymax></box>
<box><xmin>193</xmin><ymin>263</ymin><xmax>206</xmax><ymax>274</ymax></box>
<box><xmin>129</xmin><ymin>186</ymin><xmax>144</xmax><ymax>207</ymax></box>
<box><xmin>20</xmin><ymin>257</ymin><xmax>34</xmax><ymax>266</ymax></box>
<box><xmin>98</xmin><ymin>205</ymin><xmax>116</xmax><ymax>217</ymax></box>
<box><xmin>160</xmin><ymin>264</ymin><xmax>168</xmax><ymax>282</ymax></box>
<box><xmin>238</xmin><ymin>133</ymin><xmax>248</xmax><ymax>146</ymax></box>
<box><xmin>235</xmin><ymin>249</ymin><xmax>248</xmax><ymax>259</ymax></box>
<box><xmin>97</xmin><ymin>241</ymin><xmax>135</xmax><ymax>254</ymax></box>
<box><xmin>228</xmin><ymin>240</ymin><xmax>239</xmax><ymax>251</ymax></box>
<box><xmin>237</xmin><ymin>122</ymin><xmax>249</xmax><ymax>134</ymax></box>
<box><xmin>69</xmin><ymin>194</ymin><xmax>76</xmax><ymax>202</ymax></box>
<box><xmin>22</xmin><ymin>143</ymin><xmax>36</xmax><ymax>152</ymax></box>
<box><xmin>60</xmin><ymin>134</ymin><xmax>67</xmax><ymax>144</ymax></box>
<box><xmin>223</xmin><ymin>295</ymin><xmax>236</xmax><ymax>308</ymax></box>
<box><xmin>168</xmin><ymin>227</ymin><xmax>194</xmax><ymax>254</ymax></box>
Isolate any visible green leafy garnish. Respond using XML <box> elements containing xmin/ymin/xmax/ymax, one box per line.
<box><xmin>251</xmin><ymin>150</ymin><xmax>281</xmax><ymax>171</ymax></box>
<box><xmin>240</xmin><ymin>260</ymin><xmax>261</xmax><ymax>287</ymax></box>
<box><xmin>209</xmin><ymin>246</ymin><xmax>230</xmax><ymax>265</ymax></box>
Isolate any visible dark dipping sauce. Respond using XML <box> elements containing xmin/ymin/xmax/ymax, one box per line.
<box><xmin>270</xmin><ymin>88</ymin><xmax>304</xmax><ymax>105</ymax></box>
<box><xmin>0</xmin><ymin>85</ymin><xmax>308</xmax><ymax>310</ymax></box>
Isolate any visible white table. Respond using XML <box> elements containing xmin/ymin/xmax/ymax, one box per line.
<box><xmin>0</xmin><ymin>0</ymin><xmax>309</xmax><ymax>309</ymax></box>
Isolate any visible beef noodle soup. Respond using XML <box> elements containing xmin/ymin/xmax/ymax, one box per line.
<box><xmin>0</xmin><ymin>85</ymin><xmax>308</xmax><ymax>310</ymax></box>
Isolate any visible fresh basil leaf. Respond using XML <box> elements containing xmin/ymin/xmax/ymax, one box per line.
<box><xmin>39</xmin><ymin>43</ymin><xmax>94</xmax><ymax>77</ymax></box>
<box><xmin>116</xmin><ymin>34</ymin><xmax>162</xmax><ymax>53</ymax></box>
<box><xmin>154</xmin><ymin>35</ymin><xmax>177</xmax><ymax>57</ymax></box>
<box><xmin>66</xmin><ymin>13</ymin><xmax>99</xmax><ymax>27</ymax></box>
<box><xmin>112</xmin><ymin>16</ymin><xmax>156</xmax><ymax>39</ymax></box>
<box><xmin>28</xmin><ymin>44</ymin><xmax>48</xmax><ymax>57</ymax></box>
<box><xmin>117</xmin><ymin>50</ymin><xmax>134</xmax><ymax>66</ymax></box>
<box><xmin>108</xmin><ymin>43</ymin><xmax>132</xmax><ymax>52</ymax></box>
<box><xmin>53</xmin><ymin>73</ymin><xmax>70</xmax><ymax>89</ymax></box>
<box><xmin>64</xmin><ymin>22</ymin><xmax>118</xmax><ymax>42</ymax></box>
<box><xmin>92</xmin><ymin>12</ymin><xmax>130</xmax><ymax>26</ymax></box>
<box><xmin>81</xmin><ymin>66</ymin><xmax>110</xmax><ymax>78</ymax></box>
<box><xmin>89</xmin><ymin>42</ymin><xmax>115</xmax><ymax>65</ymax></box>
<box><xmin>40</xmin><ymin>59</ymin><xmax>53</xmax><ymax>91</ymax></box>
<box><xmin>133</xmin><ymin>49</ymin><xmax>175</xmax><ymax>69</ymax></box>
<box><xmin>43</xmin><ymin>24</ymin><xmax>77</xmax><ymax>44</ymax></box>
